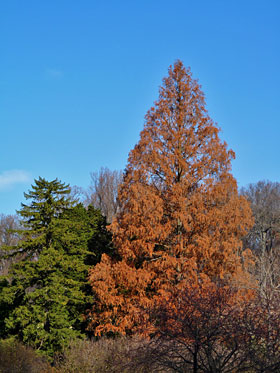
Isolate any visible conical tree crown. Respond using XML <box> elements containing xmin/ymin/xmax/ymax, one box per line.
<box><xmin>17</xmin><ymin>177</ymin><xmax>73</xmax><ymax>254</ymax></box>
<box><xmin>20</xmin><ymin>177</ymin><xmax>73</xmax><ymax>228</ymax></box>
<box><xmin>111</xmin><ymin>60</ymin><xmax>251</xmax><ymax>279</ymax></box>
<box><xmin>88</xmin><ymin>61</ymin><xmax>253</xmax><ymax>335</ymax></box>
<box><xmin>1</xmin><ymin>178</ymin><xmax>113</xmax><ymax>357</ymax></box>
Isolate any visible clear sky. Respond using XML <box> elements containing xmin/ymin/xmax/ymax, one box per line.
<box><xmin>1</xmin><ymin>0</ymin><xmax>280</xmax><ymax>215</ymax></box>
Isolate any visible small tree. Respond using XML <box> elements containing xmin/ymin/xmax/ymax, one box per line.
<box><xmin>135</xmin><ymin>284</ymin><xmax>250</xmax><ymax>373</ymax></box>
<box><xmin>239</xmin><ymin>292</ymin><xmax>280</xmax><ymax>372</ymax></box>
<box><xmin>87</xmin><ymin>61</ymin><xmax>253</xmax><ymax>335</ymax></box>
<box><xmin>132</xmin><ymin>286</ymin><xmax>280</xmax><ymax>373</ymax></box>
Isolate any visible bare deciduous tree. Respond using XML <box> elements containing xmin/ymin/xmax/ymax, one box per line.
<box><xmin>85</xmin><ymin>167</ymin><xmax>123</xmax><ymax>223</ymax></box>
<box><xmin>131</xmin><ymin>285</ymin><xmax>280</xmax><ymax>373</ymax></box>
<box><xmin>134</xmin><ymin>284</ymin><xmax>250</xmax><ymax>373</ymax></box>
<box><xmin>0</xmin><ymin>214</ymin><xmax>20</xmax><ymax>247</ymax></box>
<box><xmin>0</xmin><ymin>214</ymin><xmax>21</xmax><ymax>275</ymax></box>
<box><xmin>255</xmin><ymin>248</ymin><xmax>280</xmax><ymax>301</ymax></box>
<box><xmin>70</xmin><ymin>185</ymin><xmax>85</xmax><ymax>203</ymax></box>
<box><xmin>241</xmin><ymin>293</ymin><xmax>280</xmax><ymax>372</ymax></box>
<box><xmin>241</xmin><ymin>181</ymin><xmax>280</xmax><ymax>254</ymax></box>
<box><xmin>241</xmin><ymin>181</ymin><xmax>280</xmax><ymax>299</ymax></box>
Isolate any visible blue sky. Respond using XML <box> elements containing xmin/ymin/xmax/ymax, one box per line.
<box><xmin>1</xmin><ymin>0</ymin><xmax>280</xmax><ymax>214</ymax></box>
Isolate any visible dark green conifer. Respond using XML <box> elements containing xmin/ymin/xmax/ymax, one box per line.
<box><xmin>1</xmin><ymin>178</ymin><xmax>112</xmax><ymax>358</ymax></box>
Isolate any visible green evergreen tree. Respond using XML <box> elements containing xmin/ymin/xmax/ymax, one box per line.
<box><xmin>0</xmin><ymin>178</ymin><xmax>112</xmax><ymax>358</ymax></box>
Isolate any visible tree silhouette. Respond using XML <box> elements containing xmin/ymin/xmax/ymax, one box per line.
<box><xmin>134</xmin><ymin>284</ymin><xmax>250</xmax><ymax>373</ymax></box>
<box><xmin>88</xmin><ymin>60</ymin><xmax>253</xmax><ymax>335</ymax></box>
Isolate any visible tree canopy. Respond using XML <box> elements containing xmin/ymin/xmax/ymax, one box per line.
<box><xmin>88</xmin><ymin>60</ymin><xmax>253</xmax><ymax>335</ymax></box>
<box><xmin>1</xmin><ymin>178</ymin><xmax>112</xmax><ymax>357</ymax></box>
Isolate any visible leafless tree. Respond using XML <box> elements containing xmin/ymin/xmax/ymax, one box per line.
<box><xmin>0</xmin><ymin>214</ymin><xmax>21</xmax><ymax>275</ymax></box>
<box><xmin>85</xmin><ymin>167</ymin><xmax>123</xmax><ymax>223</ymax></box>
<box><xmin>0</xmin><ymin>214</ymin><xmax>20</xmax><ymax>247</ymax></box>
<box><xmin>241</xmin><ymin>293</ymin><xmax>280</xmax><ymax>372</ymax></box>
<box><xmin>255</xmin><ymin>248</ymin><xmax>280</xmax><ymax>302</ymax></box>
<box><xmin>131</xmin><ymin>285</ymin><xmax>280</xmax><ymax>373</ymax></box>
<box><xmin>240</xmin><ymin>181</ymin><xmax>280</xmax><ymax>254</ymax></box>
<box><xmin>70</xmin><ymin>185</ymin><xmax>85</xmax><ymax>203</ymax></box>
<box><xmin>134</xmin><ymin>285</ymin><xmax>252</xmax><ymax>373</ymax></box>
<box><xmin>241</xmin><ymin>181</ymin><xmax>280</xmax><ymax>299</ymax></box>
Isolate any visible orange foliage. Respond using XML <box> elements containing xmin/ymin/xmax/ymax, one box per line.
<box><xmin>87</xmin><ymin>60</ymin><xmax>253</xmax><ymax>335</ymax></box>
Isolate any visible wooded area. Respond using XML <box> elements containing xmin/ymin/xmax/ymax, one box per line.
<box><xmin>1</xmin><ymin>61</ymin><xmax>280</xmax><ymax>372</ymax></box>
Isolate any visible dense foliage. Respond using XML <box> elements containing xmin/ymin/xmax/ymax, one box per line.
<box><xmin>0</xmin><ymin>178</ymin><xmax>112</xmax><ymax>357</ymax></box>
<box><xmin>87</xmin><ymin>60</ymin><xmax>253</xmax><ymax>335</ymax></box>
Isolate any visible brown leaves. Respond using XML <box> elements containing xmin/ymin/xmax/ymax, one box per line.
<box><xmin>88</xmin><ymin>60</ymin><xmax>253</xmax><ymax>335</ymax></box>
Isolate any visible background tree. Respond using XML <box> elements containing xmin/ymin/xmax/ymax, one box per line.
<box><xmin>241</xmin><ymin>181</ymin><xmax>280</xmax><ymax>254</ymax></box>
<box><xmin>1</xmin><ymin>178</ymin><xmax>112</xmax><ymax>358</ymax></box>
<box><xmin>0</xmin><ymin>214</ymin><xmax>20</xmax><ymax>247</ymax></box>
<box><xmin>241</xmin><ymin>181</ymin><xmax>280</xmax><ymax>300</ymax></box>
<box><xmin>85</xmin><ymin>167</ymin><xmax>123</xmax><ymax>223</ymax></box>
<box><xmin>70</xmin><ymin>185</ymin><xmax>85</xmax><ymax>204</ymax></box>
<box><xmin>0</xmin><ymin>214</ymin><xmax>21</xmax><ymax>276</ymax></box>
<box><xmin>87</xmin><ymin>60</ymin><xmax>253</xmax><ymax>335</ymax></box>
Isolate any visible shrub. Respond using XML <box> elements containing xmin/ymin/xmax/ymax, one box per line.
<box><xmin>56</xmin><ymin>336</ymin><xmax>154</xmax><ymax>373</ymax></box>
<box><xmin>0</xmin><ymin>339</ymin><xmax>53</xmax><ymax>373</ymax></box>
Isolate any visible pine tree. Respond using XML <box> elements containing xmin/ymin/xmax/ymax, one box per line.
<box><xmin>1</xmin><ymin>178</ymin><xmax>112</xmax><ymax>358</ymax></box>
<box><xmin>13</xmin><ymin>177</ymin><xmax>74</xmax><ymax>256</ymax></box>
<box><xmin>88</xmin><ymin>61</ymin><xmax>253</xmax><ymax>335</ymax></box>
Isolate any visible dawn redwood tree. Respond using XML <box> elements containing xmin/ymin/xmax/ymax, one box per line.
<box><xmin>88</xmin><ymin>60</ymin><xmax>253</xmax><ymax>335</ymax></box>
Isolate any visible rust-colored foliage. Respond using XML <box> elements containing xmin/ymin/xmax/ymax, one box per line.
<box><xmin>88</xmin><ymin>60</ymin><xmax>253</xmax><ymax>335</ymax></box>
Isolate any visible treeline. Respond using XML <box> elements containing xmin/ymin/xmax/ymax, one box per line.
<box><xmin>1</xmin><ymin>61</ymin><xmax>280</xmax><ymax>372</ymax></box>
